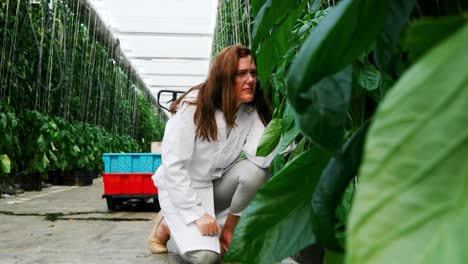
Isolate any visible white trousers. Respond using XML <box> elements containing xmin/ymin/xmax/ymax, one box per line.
<box><xmin>166</xmin><ymin>159</ymin><xmax>269</xmax><ymax>263</ymax></box>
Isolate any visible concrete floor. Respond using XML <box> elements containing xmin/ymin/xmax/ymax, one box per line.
<box><xmin>0</xmin><ymin>178</ymin><xmax>299</xmax><ymax>264</ymax></box>
<box><xmin>0</xmin><ymin>178</ymin><xmax>182</xmax><ymax>264</ymax></box>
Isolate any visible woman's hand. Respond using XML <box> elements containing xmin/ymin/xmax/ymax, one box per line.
<box><xmin>195</xmin><ymin>213</ymin><xmax>221</xmax><ymax>236</ymax></box>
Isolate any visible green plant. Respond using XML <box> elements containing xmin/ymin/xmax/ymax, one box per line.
<box><xmin>220</xmin><ymin>0</ymin><xmax>468</xmax><ymax>263</ymax></box>
<box><xmin>0</xmin><ymin>155</ymin><xmax>11</xmax><ymax>175</ymax></box>
<box><xmin>50</xmin><ymin>116</ymin><xmax>77</xmax><ymax>172</ymax></box>
<box><xmin>347</xmin><ymin>22</ymin><xmax>468</xmax><ymax>264</ymax></box>
<box><xmin>0</xmin><ymin>0</ymin><xmax>165</xmax><ymax>154</ymax></box>
<box><xmin>0</xmin><ymin>0</ymin><xmax>167</xmax><ymax>189</ymax></box>
<box><xmin>18</xmin><ymin>111</ymin><xmax>53</xmax><ymax>177</ymax></box>
<box><xmin>0</xmin><ymin>104</ymin><xmax>19</xmax><ymax>191</ymax></box>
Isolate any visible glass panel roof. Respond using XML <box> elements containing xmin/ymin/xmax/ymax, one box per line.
<box><xmin>88</xmin><ymin>0</ymin><xmax>218</xmax><ymax>112</ymax></box>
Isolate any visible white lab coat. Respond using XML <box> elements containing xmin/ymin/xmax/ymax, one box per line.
<box><xmin>152</xmin><ymin>95</ymin><xmax>277</xmax><ymax>254</ymax></box>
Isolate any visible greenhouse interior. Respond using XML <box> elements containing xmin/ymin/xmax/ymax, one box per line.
<box><xmin>1</xmin><ymin>0</ymin><xmax>468</xmax><ymax>263</ymax></box>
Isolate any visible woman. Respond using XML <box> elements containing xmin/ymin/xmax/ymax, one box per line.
<box><xmin>149</xmin><ymin>45</ymin><xmax>278</xmax><ymax>264</ymax></box>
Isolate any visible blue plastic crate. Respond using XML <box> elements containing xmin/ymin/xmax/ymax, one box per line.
<box><xmin>103</xmin><ymin>153</ymin><xmax>162</xmax><ymax>173</ymax></box>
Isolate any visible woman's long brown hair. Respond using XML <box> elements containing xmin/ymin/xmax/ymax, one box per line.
<box><xmin>170</xmin><ymin>45</ymin><xmax>272</xmax><ymax>141</ymax></box>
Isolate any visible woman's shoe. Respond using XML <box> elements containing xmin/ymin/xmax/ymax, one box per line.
<box><xmin>219</xmin><ymin>213</ymin><xmax>240</xmax><ymax>257</ymax></box>
<box><xmin>148</xmin><ymin>212</ymin><xmax>169</xmax><ymax>254</ymax></box>
<box><xmin>220</xmin><ymin>241</ymin><xmax>228</xmax><ymax>257</ymax></box>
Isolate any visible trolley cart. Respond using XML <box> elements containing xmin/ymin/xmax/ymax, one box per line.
<box><xmin>102</xmin><ymin>172</ymin><xmax>160</xmax><ymax>211</ymax></box>
<box><xmin>102</xmin><ymin>153</ymin><xmax>162</xmax><ymax>211</ymax></box>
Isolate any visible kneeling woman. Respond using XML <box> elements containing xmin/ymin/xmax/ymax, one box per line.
<box><xmin>149</xmin><ymin>45</ymin><xmax>278</xmax><ymax>264</ymax></box>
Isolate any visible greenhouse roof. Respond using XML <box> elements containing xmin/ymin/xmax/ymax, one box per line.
<box><xmin>88</xmin><ymin>0</ymin><xmax>218</xmax><ymax>113</ymax></box>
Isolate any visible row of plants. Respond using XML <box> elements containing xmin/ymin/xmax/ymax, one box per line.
<box><xmin>212</xmin><ymin>0</ymin><xmax>252</xmax><ymax>57</ymax></box>
<box><xmin>0</xmin><ymin>102</ymin><xmax>141</xmax><ymax>192</ymax></box>
<box><xmin>211</xmin><ymin>0</ymin><xmax>468</xmax><ymax>263</ymax></box>
<box><xmin>0</xmin><ymin>0</ymin><xmax>166</xmax><ymax>192</ymax></box>
<box><xmin>0</xmin><ymin>0</ymin><xmax>165</xmax><ymax>152</ymax></box>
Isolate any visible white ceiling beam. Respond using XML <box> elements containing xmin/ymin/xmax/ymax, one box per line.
<box><xmin>141</xmin><ymin>73</ymin><xmax>206</xmax><ymax>77</ymax></box>
<box><xmin>115</xmin><ymin>31</ymin><xmax>213</xmax><ymax>38</ymax></box>
<box><xmin>88</xmin><ymin>0</ymin><xmax>216</xmax><ymax>112</ymax></box>
<box><xmin>149</xmin><ymin>85</ymin><xmax>191</xmax><ymax>88</ymax></box>
<box><xmin>129</xmin><ymin>56</ymin><xmax>209</xmax><ymax>61</ymax></box>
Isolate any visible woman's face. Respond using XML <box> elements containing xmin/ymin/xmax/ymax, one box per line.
<box><xmin>234</xmin><ymin>55</ymin><xmax>257</xmax><ymax>107</ymax></box>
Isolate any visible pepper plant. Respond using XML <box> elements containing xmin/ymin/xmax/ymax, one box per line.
<box><xmin>0</xmin><ymin>0</ymin><xmax>165</xmax><ymax>152</ymax></box>
<box><xmin>221</xmin><ymin>0</ymin><xmax>468</xmax><ymax>263</ymax></box>
<box><xmin>0</xmin><ymin>0</ymin><xmax>166</xmax><ymax>191</ymax></box>
<box><xmin>0</xmin><ymin>104</ymin><xmax>19</xmax><ymax>192</ymax></box>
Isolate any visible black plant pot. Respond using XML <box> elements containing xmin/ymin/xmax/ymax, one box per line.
<box><xmin>46</xmin><ymin>170</ymin><xmax>64</xmax><ymax>185</ymax></box>
<box><xmin>88</xmin><ymin>170</ymin><xmax>96</xmax><ymax>179</ymax></box>
<box><xmin>63</xmin><ymin>169</ymin><xmax>93</xmax><ymax>186</ymax></box>
<box><xmin>92</xmin><ymin>169</ymin><xmax>101</xmax><ymax>179</ymax></box>
<box><xmin>21</xmin><ymin>172</ymin><xmax>43</xmax><ymax>191</ymax></box>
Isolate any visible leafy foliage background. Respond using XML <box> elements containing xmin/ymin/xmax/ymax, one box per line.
<box><xmin>0</xmin><ymin>1</ymin><xmax>166</xmax><ymax>191</ymax></box>
<box><xmin>213</xmin><ymin>0</ymin><xmax>468</xmax><ymax>263</ymax></box>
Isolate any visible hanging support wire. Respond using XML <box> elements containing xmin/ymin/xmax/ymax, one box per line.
<box><xmin>63</xmin><ymin>0</ymin><xmax>82</xmax><ymax>120</ymax></box>
<box><xmin>245</xmin><ymin>0</ymin><xmax>252</xmax><ymax>47</ymax></box>
<box><xmin>1</xmin><ymin>0</ymin><xmax>16</xmax><ymax>101</ymax></box>
<box><xmin>78</xmin><ymin>3</ymin><xmax>93</xmax><ymax>122</ymax></box>
<box><xmin>238</xmin><ymin>0</ymin><xmax>247</xmax><ymax>45</ymax></box>
<box><xmin>0</xmin><ymin>0</ymin><xmax>11</xmax><ymax>99</ymax></box>
<box><xmin>233</xmin><ymin>0</ymin><xmax>239</xmax><ymax>44</ymax></box>
<box><xmin>34</xmin><ymin>0</ymin><xmax>47</xmax><ymax>111</ymax></box>
<box><xmin>61</xmin><ymin>2</ymin><xmax>70</xmax><ymax>118</ymax></box>
<box><xmin>4</xmin><ymin>0</ymin><xmax>21</xmax><ymax>101</ymax></box>
<box><xmin>44</xmin><ymin>0</ymin><xmax>59</xmax><ymax>114</ymax></box>
<box><xmin>211</xmin><ymin>0</ymin><xmax>252</xmax><ymax>55</ymax></box>
<box><xmin>84</xmin><ymin>12</ymin><xmax>98</xmax><ymax>124</ymax></box>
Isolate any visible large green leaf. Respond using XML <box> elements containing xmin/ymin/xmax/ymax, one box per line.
<box><xmin>37</xmin><ymin>134</ymin><xmax>47</xmax><ymax>152</ymax></box>
<box><xmin>257</xmin><ymin>4</ymin><xmax>303</xmax><ymax>85</ymax></box>
<box><xmin>288</xmin><ymin>137</ymin><xmax>307</xmax><ymax>161</ymax></box>
<box><xmin>324</xmin><ymin>249</ymin><xmax>345</xmax><ymax>264</ymax></box>
<box><xmin>335</xmin><ymin>180</ymin><xmax>355</xmax><ymax>230</ymax></box>
<box><xmin>374</xmin><ymin>0</ymin><xmax>417</xmax><ymax>71</ymax></box>
<box><xmin>250</xmin><ymin>0</ymin><xmax>269</xmax><ymax>17</ymax></box>
<box><xmin>270</xmin><ymin>154</ymin><xmax>286</xmax><ymax>178</ymax></box>
<box><xmin>0</xmin><ymin>154</ymin><xmax>11</xmax><ymax>174</ymax></box>
<box><xmin>286</xmin><ymin>0</ymin><xmax>388</xmax><ymax>111</ymax></box>
<box><xmin>281</xmin><ymin>102</ymin><xmax>295</xmax><ymax>132</ymax></box>
<box><xmin>311</xmin><ymin>122</ymin><xmax>369</xmax><ymax>252</ymax></box>
<box><xmin>252</xmin><ymin>0</ymin><xmax>301</xmax><ymax>49</ymax></box>
<box><xmin>348</xmin><ymin>23</ymin><xmax>468</xmax><ymax>264</ymax></box>
<box><xmin>402</xmin><ymin>15</ymin><xmax>468</xmax><ymax>63</ymax></box>
<box><xmin>2</xmin><ymin>134</ymin><xmax>13</xmax><ymax>150</ymax></box>
<box><xmin>256</xmin><ymin>118</ymin><xmax>282</xmax><ymax>157</ymax></box>
<box><xmin>309</xmin><ymin>0</ymin><xmax>322</xmax><ymax>11</ymax></box>
<box><xmin>279</xmin><ymin>123</ymin><xmax>301</xmax><ymax>153</ymax></box>
<box><xmin>0</xmin><ymin>113</ymin><xmax>7</xmax><ymax>129</ymax></box>
<box><xmin>354</xmin><ymin>61</ymin><xmax>381</xmax><ymax>91</ymax></box>
<box><xmin>225</xmin><ymin>148</ymin><xmax>331</xmax><ymax>264</ymax></box>
<box><xmin>279</xmin><ymin>102</ymin><xmax>301</xmax><ymax>152</ymax></box>
<box><xmin>294</xmin><ymin>66</ymin><xmax>353</xmax><ymax>154</ymax></box>
<box><xmin>38</xmin><ymin>154</ymin><xmax>49</xmax><ymax>173</ymax></box>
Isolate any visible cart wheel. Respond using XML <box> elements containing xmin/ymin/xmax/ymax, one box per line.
<box><xmin>106</xmin><ymin>197</ymin><xmax>123</xmax><ymax>211</ymax></box>
<box><xmin>153</xmin><ymin>196</ymin><xmax>161</xmax><ymax>212</ymax></box>
<box><xmin>106</xmin><ymin>197</ymin><xmax>116</xmax><ymax>210</ymax></box>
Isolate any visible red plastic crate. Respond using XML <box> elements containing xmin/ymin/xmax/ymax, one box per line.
<box><xmin>103</xmin><ymin>173</ymin><xmax>158</xmax><ymax>195</ymax></box>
